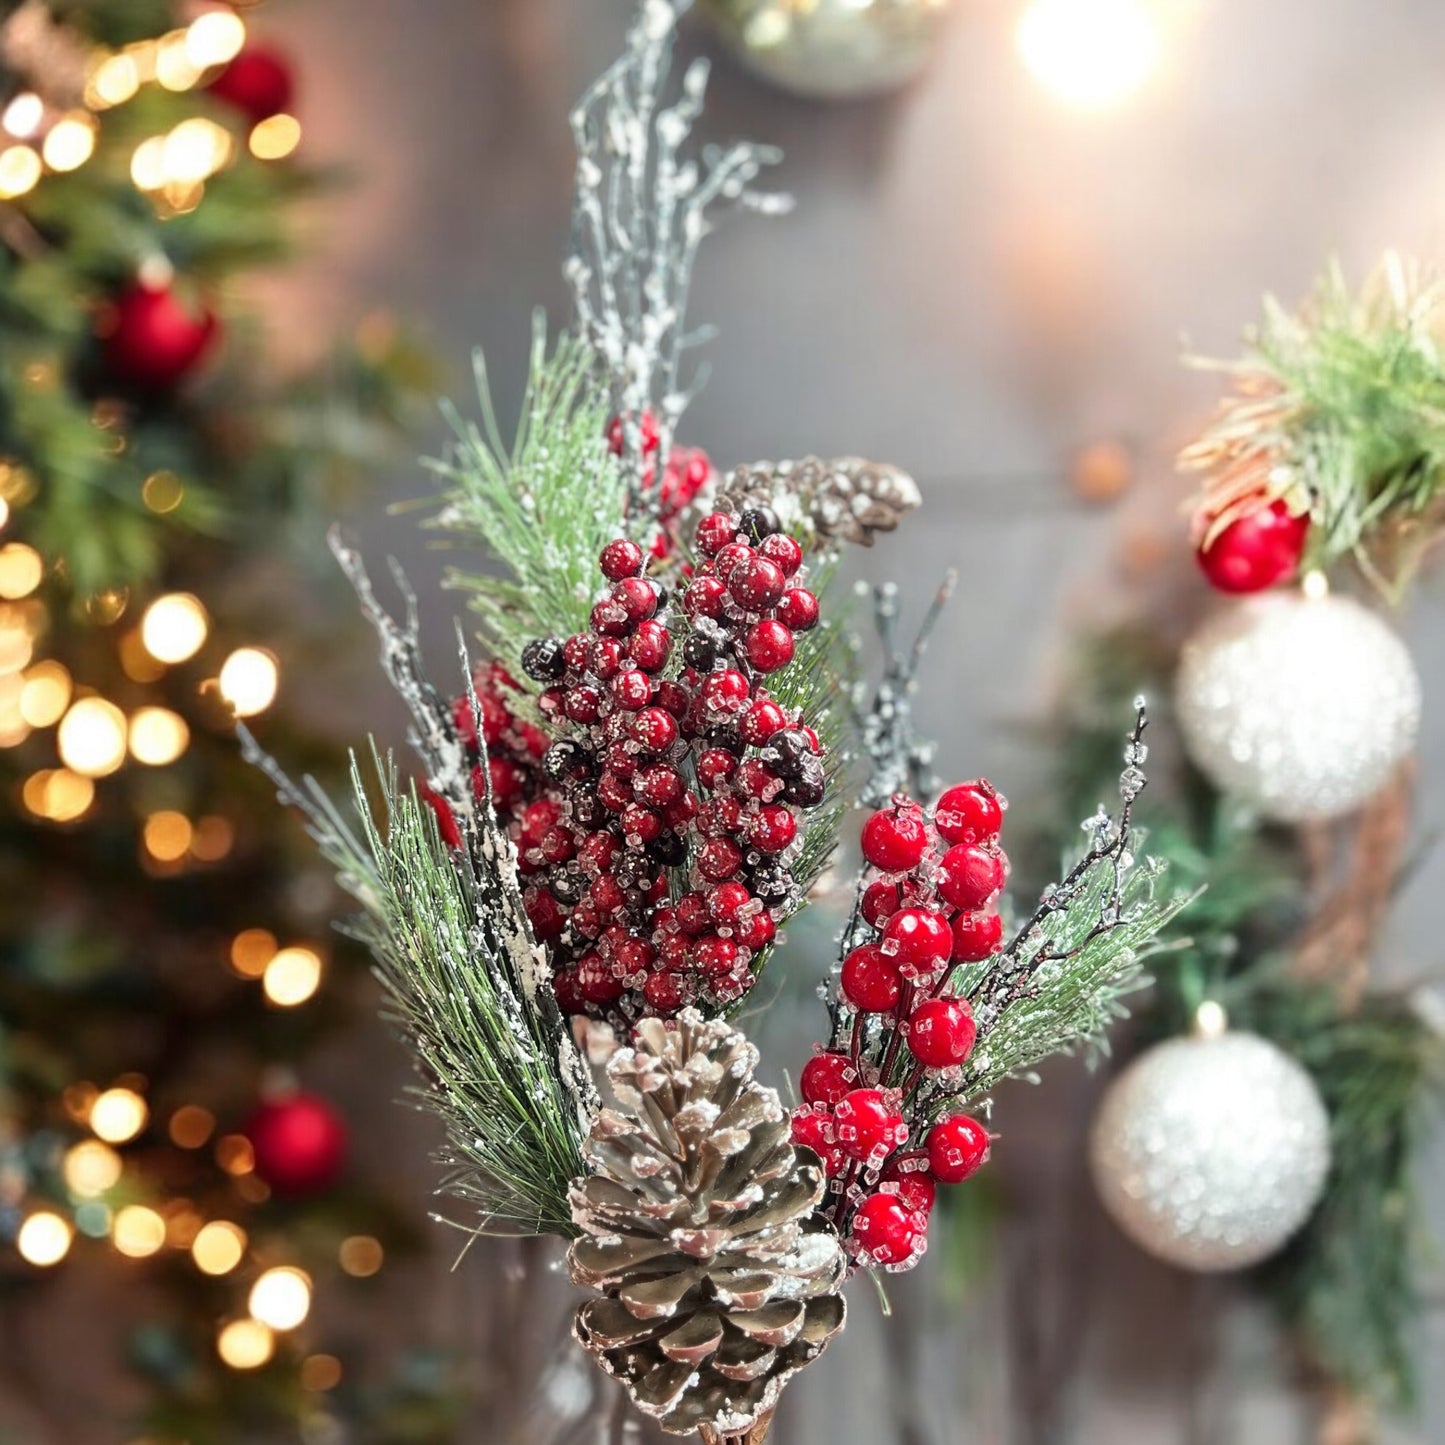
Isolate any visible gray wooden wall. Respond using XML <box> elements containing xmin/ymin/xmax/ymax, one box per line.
<box><xmin>251</xmin><ymin>1</ymin><xmax>1445</xmax><ymax>1440</ymax></box>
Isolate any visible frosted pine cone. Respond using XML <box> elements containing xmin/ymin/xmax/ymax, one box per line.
<box><xmin>568</xmin><ymin>1010</ymin><xmax>846</xmax><ymax>1440</ymax></box>
<box><xmin>713</xmin><ymin>456</ymin><xmax>922</xmax><ymax>549</ymax></box>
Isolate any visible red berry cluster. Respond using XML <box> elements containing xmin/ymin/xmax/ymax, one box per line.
<box><xmin>790</xmin><ymin>781</ymin><xmax>1008</xmax><ymax>1271</ymax></box>
<box><xmin>515</xmin><ymin>511</ymin><xmax>824</xmax><ymax>1022</ymax></box>
<box><xmin>606</xmin><ymin>411</ymin><xmax>715</xmax><ymax>558</ymax></box>
<box><xmin>420</xmin><ymin>663</ymin><xmax>549</xmax><ymax>850</ymax></box>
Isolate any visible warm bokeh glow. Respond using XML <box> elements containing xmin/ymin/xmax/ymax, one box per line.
<box><xmin>249</xmin><ymin>114</ymin><xmax>301</xmax><ymax>161</ymax></box>
<box><xmin>0</xmin><ymin>145</ymin><xmax>43</xmax><ymax>199</ymax></box>
<box><xmin>42</xmin><ymin>116</ymin><xmax>97</xmax><ymax>173</ymax></box>
<box><xmin>128</xmin><ymin>706</ymin><xmax>190</xmax><ymax>766</ymax></box>
<box><xmin>113</xmin><ymin>1205</ymin><xmax>166</xmax><ymax>1258</ymax></box>
<box><xmin>119</xmin><ymin>628</ymin><xmax>167</xmax><ymax>683</ymax></box>
<box><xmin>90</xmin><ymin>1087</ymin><xmax>148</xmax><ymax>1144</ymax></box>
<box><xmin>0</xmin><ymin>542</ymin><xmax>42</xmax><ymax>598</ymax></box>
<box><xmin>215</xmin><ymin>1134</ymin><xmax>255</xmax><ymax>1175</ymax></box>
<box><xmin>301</xmin><ymin>1355</ymin><xmax>343</xmax><ymax>1392</ymax></box>
<box><xmin>143</xmin><ymin>810</ymin><xmax>193</xmax><ymax>863</ymax></box>
<box><xmin>63</xmin><ymin>1140</ymin><xmax>123</xmax><ymax>1198</ymax></box>
<box><xmin>19</xmin><ymin>661</ymin><xmax>72</xmax><ymax>727</ymax></box>
<box><xmin>90</xmin><ymin>53</ymin><xmax>141</xmax><ymax>108</ymax></box>
<box><xmin>262</xmin><ymin>946</ymin><xmax>323</xmax><ymax>1007</ymax></box>
<box><xmin>2</xmin><ymin>93</ymin><xmax>43</xmax><ymax>140</ymax></box>
<box><xmin>57</xmin><ymin>697</ymin><xmax>128</xmax><ymax>777</ymax></box>
<box><xmin>141</xmin><ymin>593</ymin><xmax>208</xmax><ymax>664</ymax></box>
<box><xmin>1017</xmin><ymin>0</ymin><xmax>1162</xmax><ymax>108</ymax></box>
<box><xmin>248</xmin><ymin>1267</ymin><xmax>311</xmax><ymax>1330</ymax></box>
<box><xmin>185</xmin><ymin>11</ymin><xmax>247</xmax><ymax>68</ymax></box>
<box><xmin>217</xmin><ymin>1318</ymin><xmax>274</xmax><ymax>1370</ymax></box>
<box><xmin>169</xmin><ymin>1104</ymin><xmax>217</xmax><ymax>1149</ymax></box>
<box><xmin>163</xmin><ymin>117</ymin><xmax>232</xmax><ymax>184</ymax></box>
<box><xmin>339</xmin><ymin>1235</ymin><xmax>384</xmax><ymax>1278</ymax></box>
<box><xmin>192</xmin><ymin>1220</ymin><xmax>247</xmax><ymax>1275</ymax></box>
<box><xmin>17</xmin><ymin>1211</ymin><xmax>72</xmax><ymax>1267</ymax></box>
<box><xmin>217</xmin><ymin>647</ymin><xmax>279</xmax><ymax>716</ymax></box>
<box><xmin>131</xmin><ymin>136</ymin><xmax>167</xmax><ymax>190</ymax></box>
<box><xmin>141</xmin><ymin>470</ymin><xmax>185</xmax><ymax>514</ymax></box>
<box><xmin>230</xmin><ymin>928</ymin><xmax>278</xmax><ymax>979</ymax></box>
<box><xmin>190</xmin><ymin>814</ymin><xmax>235</xmax><ymax>862</ymax></box>
<box><xmin>156</xmin><ymin>32</ymin><xmax>204</xmax><ymax>92</ymax></box>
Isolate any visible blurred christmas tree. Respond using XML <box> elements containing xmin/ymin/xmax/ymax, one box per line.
<box><xmin>0</xmin><ymin>2</ymin><xmax>462</xmax><ymax>1439</ymax></box>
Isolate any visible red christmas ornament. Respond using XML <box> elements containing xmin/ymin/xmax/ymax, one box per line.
<box><xmin>207</xmin><ymin>42</ymin><xmax>296</xmax><ymax>124</ymax></box>
<box><xmin>100</xmin><ymin>280</ymin><xmax>218</xmax><ymax>391</ymax></box>
<box><xmin>245</xmin><ymin>1093</ymin><xmax>348</xmax><ymax>1197</ymax></box>
<box><xmin>1196</xmin><ymin>499</ymin><xmax>1309</xmax><ymax>594</ymax></box>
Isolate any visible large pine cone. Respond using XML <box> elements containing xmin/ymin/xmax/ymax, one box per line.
<box><xmin>713</xmin><ymin>456</ymin><xmax>922</xmax><ymax>549</ymax></box>
<box><xmin>568</xmin><ymin>1010</ymin><xmax>846</xmax><ymax>1439</ymax></box>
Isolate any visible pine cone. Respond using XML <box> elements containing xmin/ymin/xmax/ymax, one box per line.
<box><xmin>714</xmin><ymin>456</ymin><xmax>922</xmax><ymax>549</ymax></box>
<box><xmin>568</xmin><ymin>1010</ymin><xmax>846</xmax><ymax>1439</ymax></box>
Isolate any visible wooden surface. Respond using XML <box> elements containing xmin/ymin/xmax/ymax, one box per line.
<box><xmin>23</xmin><ymin>0</ymin><xmax>1445</xmax><ymax>1440</ymax></box>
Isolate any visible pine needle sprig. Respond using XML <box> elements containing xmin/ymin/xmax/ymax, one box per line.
<box><xmin>1183</xmin><ymin>253</ymin><xmax>1445</xmax><ymax>600</ymax></box>
<box><xmin>421</xmin><ymin>321</ymin><xmax>622</xmax><ymax>674</ymax></box>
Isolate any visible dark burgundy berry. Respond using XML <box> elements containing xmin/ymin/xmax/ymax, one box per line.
<box><xmin>698</xmin><ymin>836</ymin><xmax>743</xmax><ymax>882</ymax></box>
<box><xmin>695</xmin><ymin>512</ymin><xmax>738</xmax><ymax>556</ymax></box>
<box><xmin>521</xmin><ymin>636</ymin><xmax>566</xmax><ymax>682</ymax></box>
<box><xmin>738</xmin><ymin>505</ymin><xmax>780</xmax><ymax>541</ymax></box>
<box><xmin>745</xmin><ymin>619</ymin><xmax>795</xmax><ymax>673</ymax></box>
<box><xmin>683</xmin><ymin>631</ymin><xmax>718</xmax><ymax>669</ymax></box>
<box><xmin>611</xmin><ymin>669</ymin><xmax>653</xmax><ymax>711</ymax></box>
<box><xmin>632</xmin><ymin>707</ymin><xmax>678</xmax><ymax>753</ymax></box>
<box><xmin>600</xmin><ymin>537</ymin><xmax>645</xmax><ymax>580</ymax></box>
<box><xmin>729</xmin><ymin>556</ymin><xmax>786</xmax><ymax>612</ymax></box>
<box><xmin>759</xmin><ymin>531</ymin><xmax>803</xmax><ymax>576</ymax></box>
<box><xmin>648</xmin><ymin>831</ymin><xmax>688</xmax><ymax>867</ymax></box>
<box><xmin>782</xmin><ymin>764</ymin><xmax>825</xmax><ymax>810</ymax></box>
<box><xmin>777</xmin><ymin>588</ymin><xmax>820</xmax><ymax>632</ymax></box>
<box><xmin>543</xmin><ymin>739</ymin><xmax>588</xmax><ymax>782</ymax></box>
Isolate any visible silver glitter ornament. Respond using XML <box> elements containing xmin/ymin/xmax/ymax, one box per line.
<box><xmin>699</xmin><ymin>0</ymin><xmax>957</xmax><ymax>100</ymax></box>
<box><xmin>1175</xmin><ymin>589</ymin><xmax>1421</xmax><ymax>824</ymax></box>
<box><xmin>1090</xmin><ymin>1030</ymin><xmax>1330</xmax><ymax>1272</ymax></box>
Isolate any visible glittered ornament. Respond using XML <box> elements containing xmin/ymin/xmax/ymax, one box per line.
<box><xmin>1175</xmin><ymin>588</ymin><xmax>1421</xmax><ymax>823</ymax></box>
<box><xmin>100</xmin><ymin>280</ymin><xmax>218</xmax><ymax>392</ymax></box>
<box><xmin>245</xmin><ymin>1092</ymin><xmax>348</xmax><ymax>1197</ymax></box>
<box><xmin>1090</xmin><ymin>1030</ymin><xmax>1330</xmax><ymax>1271</ymax></box>
<box><xmin>700</xmin><ymin>0</ymin><xmax>957</xmax><ymax>100</ymax></box>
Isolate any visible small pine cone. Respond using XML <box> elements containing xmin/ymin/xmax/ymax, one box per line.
<box><xmin>568</xmin><ymin>1010</ymin><xmax>846</xmax><ymax>1438</ymax></box>
<box><xmin>714</xmin><ymin>457</ymin><xmax>922</xmax><ymax>549</ymax></box>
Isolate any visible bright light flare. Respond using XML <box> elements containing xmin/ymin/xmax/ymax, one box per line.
<box><xmin>1017</xmin><ymin>0</ymin><xmax>1162</xmax><ymax>109</ymax></box>
<box><xmin>57</xmin><ymin>697</ymin><xmax>128</xmax><ymax>777</ymax></box>
<box><xmin>248</xmin><ymin>1266</ymin><xmax>311</xmax><ymax>1330</ymax></box>
<box><xmin>217</xmin><ymin>647</ymin><xmax>278</xmax><ymax>716</ymax></box>
<box><xmin>17</xmin><ymin>1211</ymin><xmax>72</xmax><ymax>1266</ymax></box>
<box><xmin>140</xmin><ymin>593</ymin><xmax>208</xmax><ymax>664</ymax></box>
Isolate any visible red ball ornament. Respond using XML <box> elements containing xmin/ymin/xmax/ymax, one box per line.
<box><xmin>934</xmin><ymin>780</ymin><xmax>1004</xmax><ymax>844</ymax></box>
<box><xmin>245</xmin><ymin>1093</ymin><xmax>347</xmax><ymax>1197</ymax></box>
<box><xmin>207</xmin><ymin>42</ymin><xmax>296</xmax><ymax>124</ymax></box>
<box><xmin>926</xmin><ymin>1113</ymin><xmax>991</xmax><ymax>1183</ymax></box>
<box><xmin>851</xmin><ymin>1192</ymin><xmax>923</xmax><ymax>1266</ymax></box>
<box><xmin>101</xmin><ymin>280</ymin><xmax>218</xmax><ymax>391</ymax></box>
<box><xmin>860</xmin><ymin>803</ymin><xmax>929</xmax><ymax>873</ymax></box>
<box><xmin>907</xmin><ymin>997</ymin><xmax>977</xmax><ymax>1069</ymax></box>
<box><xmin>1196</xmin><ymin>499</ymin><xmax>1309</xmax><ymax>594</ymax></box>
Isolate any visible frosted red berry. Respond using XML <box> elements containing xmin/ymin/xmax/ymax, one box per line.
<box><xmin>631</xmin><ymin>707</ymin><xmax>678</xmax><ymax>753</ymax></box>
<box><xmin>759</xmin><ymin>532</ymin><xmax>803</xmax><ymax>576</ymax></box>
<box><xmin>599</xmin><ymin>537</ymin><xmax>644</xmax><ymax>580</ymax></box>
<box><xmin>628</xmin><ymin>620</ymin><xmax>671</xmax><ymax>671</ymax></box>
<box><xmin>682</xmin><ymin>574</ymin><xmax>728</xmax><ymax>618</ymax></box>
<box><xmin>926</xmin><ymin>1114</ymin><xmax>991</xmax><ymax>1183</ymax></box>
<box><xmin>791</xmin><ymin>1109</ymin><xmax>846</xmax><ymax>1176</ymax></box>
<box><xmin>907</xmin><ymin>997</ymin><xmax>977</xmax><ymax>1069</ymax></box>
<box><xmin>851</xmin><ymin>1193</ymin><xmax>924</xmax><ymax>1266</ymax></box>
<box><xmin>841</xmin><ymin>943</ymin><xmax>903</xmax><ymax>1013</ymax></box>
<box><xmin>740</xmin><ymin>699</ymin><xmax>787</xmax><ymax>745</ymax></box>
<box><xmin>934</xmin><ymin>780</ymin><xmax>1004</xmax><ymax>844</ymax></box>
<box><xmin>861</xmin><ymin>881</ymin><xmax>900</xmax><ymax>928</ymax></box>
<box><xmin>698</xmin><ymin>836</ymin><xmax>743</xmax><ymax>882</ymax></box>
<box><xmin>880</xmin><ymin>1157</ymin><xmax>936</xmax><ymax>1217</ymax></box>
<box><xmin>729</xmin><ymin>555</ymin><xmax>786</xmax><ymax>611</ymax></box>
<box><xmin>776</xmin><ymin>588</ymin><xmax>819</xmax><ymax>632</ymax></box>
<box><xmin>833</xmin><ymin>1088</ymin><xmax>907</xmax><ymax>1162</ymax></box>
<box><xmin>745</xmin><ymin>619</ymin><xmax>796</xmax><ymax>673</ymax></box>
<box><xmin>606</xmin><ymin>410</ymin><xmax>660</xmax><ymax>456</ymax></box>
<box><xmin>800</xmin><ymin>1051</ymin><xmax>855</xmax><ymax>1106</ymax></box>
<box><xmin>861</xmin><ymin>803</ymin><xmax>930</xmax><ymax>873</ymax></box>
<box><xmin>695</xmin><ymin>512</ymin><xmax>737</xmax><ymax>556</ymax></box>
<box><xmin>937</xmin><ymin>843</ymin><xmax>1007</xmax><ymax>911</ymax></box>
<box><xmin>1196</xmin><ymin>498</ymin><xmax>1308</xmax><ymax>594</ymax></box>
<box><xmin>951</xmin><ymin>909</ymin><xmax>1003</xmax><ymax>962</ymax></box>
<box><xmin>882</xmin><ymin>907</ymin><xmax>952</xmax><ymax>979</ymax></box>
<box><xmin>749</xmin><ymin>805</ymin><xmax>798</xmax><ymax>855</ymax></box>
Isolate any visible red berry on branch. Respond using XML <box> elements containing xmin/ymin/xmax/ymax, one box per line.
<box><xmin>950</xmin><ymin>909</ymin><xmax>1003</xmax><ymax>962</ymax></box>
<box><xmin>926</xmin><ymin>1114</ymin><xmax>991</xmax><ymax>1183</ymax></box>
<box><xmin>749</xmin><ymin>804</ymin><xmax>798</xmax><ymax>855</ymax></box>
<box><xmin>577</xmin><ymin>953</ymin><xmax>624</xmax><ymax>1004</ymax></box>
<box><xmin>745</xmin><ymin>619</ymin><xmax>795</xmax><ymax>673</ymax></box>
<box><xmin>698</xmin><ymin>836</ymin><xmax>743</xmax><ymax>882</ymax></box>
<box><xmin>590</xmin><ymin>636</ymin><xmax>625</xmax><ymax>679</ymax></box>
<box><xmin>776</xmin><ymin>587</ymin><xmax>820</xmax><ymax>633</ymax></box>
<box><xmin>759</xmin><ymin>532</ymin><xmax>804</xmax><ymax>576</ymax></box>
<box><xmin>934</xmin><ymin>780</ymin><xmax>1004</xmax><ymax>845</ymax></box>
<box><xmin>730</xmin><ymin>556</ymin><xmax>787</xmax><ymax>611</ymax></box>
<box><xmin>879</xmin><ymin>1157</ymin><xmax>937</xmax><ymax>1217</ymax></box>
<box><xmin>606</xmin><ymin>410</ymin><xmax>661</xmax><ymax>456</ymax></box>
<box><xmin>841</xmin><ymin>943</ymin><xmax>903</xmax><ymax>1013</ymax></box>
<box><xmin>697</xmin><ymin>748</ymin><xmax>738</xmax><ymax>790</ymax></box>
<box><xmin>740</xmin><ymin>699</ymin><xmax>787</xmax><ymax>745</ymax></box>
<box><xmin>712</xmin><ymin>540</ymin><xmax>755</xmax><ymax>583</ymax></box>
<box><xmin>736</xmin><ymin>757</ymin><xmax>783</xmax><ymax>801</ymax></box>
<box><xmin>420</xmin><ymin>785</ymin><xmax>462</xmax><ymax>851</ymax></box>
<box><xmin>612</xmin><ymin>669</ymin><xmax>653</xmax><ymax>710</ymax></box>
<box><xmin>861</xmin><ymin>881</ymin><xmax>901</xmax><ymax>929</ymax></box>
<box><xmin>861</xmin><ymin>803</ymin><xmax>930</xmax><ymax>873</ymax></box>
<box><xmin>907</xmin><ymin>997</ymin><xmax>977</xmax><ymax>1069</ymax></box>
<box><xmin>632</xmin><ymin>707</ymin><xmax>678</xmax><ymax>753</ymax></box>
<box><xmin>701</xmin><ymin>670</ymin><xmax>750</xmax><ymax>715</ymax></box>
<box><xmin>629</xmin><ymin>619</ymin><xmax>671</xmax><ymax>671</ymax></box>
<box><xmin>706</xmin><ymin>882</ymin><xmax>752</xmax><ymax>926</ymax></box>
<box><xmin>599</xmin><ymin>537</ymin><xmax>645</xmax><ymax>580</ymax></box>
<box><xmin>524</xmin><ymin>886</ymin><xmax>567</xmax><ymax>940</ymax></box>
<box><xmin>736</xmin><ymin>909</ymin><xmax>776</xmax><ymax>950</ymax></box>
<box><xmin>851</xmin><ymin>1192</ymin><xmax>923</xmax><ymax>1266</ymax></box>
<box><xmin>692</xmin><ymin>934</ymin><xmax>739</xmax><ymax>977</ymax></box>
<box><xmin>677</xmin><ymin>892</ymin><xmax>712</xmax><ymax>935</ymax></box>
<box><xmin>1196</xmin><ymin>498</ymin><xmax>1309</xmax><ymax>594</ymax></box>
<box><xmin>612</xmin><ymin>577</ymin><xmax>658</xmax><ymax>624</ymax></box>
<box><xmin>800</xmin><ymin>1051</ymin><xmax>856</xmax><ymax>1106</ymax></box>
<box><xmin>643</xmin><ymin>970</ymin><xmax>686</xmax><ymax>1014</ymax></box>
<box><xmin>882</xmin><ymin>907</ymin><xmax>953</xmax><ymax>980</ymax></box>
<box><xmin>937</xmin><ymin>843</ymin><xmax>1007</xmax><ymax>911</ymax></box>
<box><xmin>833</xmin><ymin>1088</ymin><xmax>907</xmax><ymax>1162</ymax></box>
<box><xmin>695</xmin><ymin>512</ymin><xmax>738</xmax><ymax>556</ymax></box>
<box><xmin>790</xmin><ymin>1109</ymin><xmax>846</xmax><ymax>1175</ymax></box>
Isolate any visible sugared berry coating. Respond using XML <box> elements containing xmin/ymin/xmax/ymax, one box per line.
<box><xmin>851</xmin><ymin>1192</ymin><xmax>923</xmax><ymax>1266</ymax></box>
<box><xmin>833</xmin><ymin>1088</ymin><xmax>907</xmax><ymax>1162</ymax></box>
<box><xmin>841</xmin><ymin>943</ymin><xmax>903</xmax><ymax>1013</ymax></box>
<box><xmin>934</xmin><ymin>780</ymin><xmax>1004</xmax><ymax>844</ymax></box>
<box><xmin>926</xmin><ymin>1114</ymin><xmax>991</xmax><ymax>1183</ymax></box>
<box><xmin>599</xmin><ymin>538</ymin><xmax>645</xmax><ymax>580</ymax></box>
<box><xmin>800</xmin><ymin>1051</ymin><xmax>855</xmax><ymax>1106</ymax></box>
<box><xmin>606</xmin><ymin>410</ymin><xmax>661</xmax><ymax>456</ymax></box>
<box><xmin>861</xmin><ymin>804</ymin><xmax>930</xmax><ymax>873</ymax></box>
<box><xmin>745</xmin><ymin>619</ymin><xmax>796</xmax><ymax>673</ymax></box>
<box><xmin>907</xmin><ymin>997</ymin><xmax>977</xmax><ymax>1069</ymax></box>
<box><xmin>880</xmin><ymin>1158</ymin><xmax>937</xmax><ymax>1216</ymax></box>
<box><xmin>937</xmin><ymin>843</ymin><xmax>1007</xmax><ymax>911</ymax></box>
<box><xmin>749</xmin><ymin>805</ymin><xmax>798</xmax><ymax>855</ymax></box>
<box><xmin>729</xmin><ymin>555</ymin><xmax>787</xmax><ymax>611</ymax></box>
<box><xmin>882</xmin><ymin>907</ymin><xmax>953</xmax><ymax>979</ymax></box>
<box><xmin>776</xmin><ymin>587</ymin><xmax>820</xmax><ymax>633</ymax></box>
<box><xmin>695</xmin><ymin>511</ymin><xmax>737</xmax><ymax>556</ymax></box>
<box><xmin>791</xmin><ymin>1109</ymin><xmax>846</xmax><ymax>1176</ymax></box>
<box><xmin>951</xmin><ymin>909</ymin><xmax>1003</xmax><ymax>962</ymax></box>
<box><xmin>760</xmin><ymin>531</ymin><xmax>803</xmax><ymax>575</ymax></box>
<box><xmin>861</xmin><ymin>880</ymin><xmax>901</xmax><ymax>928</ymax></box>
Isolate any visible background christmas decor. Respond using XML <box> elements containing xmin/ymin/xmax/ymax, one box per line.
<box><xmin>0</xmin><ymin>3</ymin><xmax>463</xmax><ymax>1439</ymax></box>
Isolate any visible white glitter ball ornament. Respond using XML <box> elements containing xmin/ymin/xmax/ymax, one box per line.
<box><xmin>1175</xmin><ymin>589</ymin><xmax>1421</xmax><ymax>824</ymax></box>
<box><xmin>1090</xmin><ymin>1031</ymin><xmax>1330</xmax><ymax>1272</ymax></box>
<box><xmin>700</xmin><ymin>0</ymin><xmax>957</xmax><ymax>100</ymax></box>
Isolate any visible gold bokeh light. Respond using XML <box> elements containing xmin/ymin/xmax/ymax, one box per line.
<box><xmin>163</xmin><ymin>117</ymin><xmax>232</xmax><ymax>184</ymax></box>
<box><xmin>192</xmin><ymin>1220</ymin><xmax>247</xmax><ymax>1276</ymax></box>
<box><xmin>217</xmin><ymin>1318</ymin><xmax>273</xmax><ymax>1370</ymax></box>
<box><xmin>262</xmin><ymin>946</ymin><xmax>323</xmax><ymax>1007</ymax></box>
<box><xmin>0</xmin><ymin>542</ymin><xmax>42</xmax><ymax>599</ymax></box>
<box><xmin>64</xmin><ymin>1140</ymin><xmax>123</xmax><ymax>1198</ymax></box>
<box><xmin>248</xmin><ymin>1266</ymin><xmax>311</xmax><ymax>1331</ymax></box>
<box><xmin>90</xmin><ymin>1086</ymin><xmax>148</xmax><ymax>1144</ymax></box>
<box><xmin>20</xmin><ymin>661</ymin><xmax>72</xmax><ymax>728</ymax></box>
<box><xmin>230</xmin><ymin>928</ymin><xmax>277</xmax><ymax>979</ymax></box>
<box><xmin>113</xmin><ymin>1205</ymin><xmax>166</xmax><ymax>1259</ymax></box>
<box><xmin>2</xmin><ymin>93</ymin><xmax>43</xmax><ymax>140</ymax></box>
<box><xmin>17</xmin><ymin>1211</ymin><xmax>72</xmax><ymax>1267</ymax></box>
<box><xmin>185</xmin><ymin>11</ymin><xmax>247</xmax><ymax>68</ymax></box>
<box><xmin>42</xmin><ymin>116</ymin><xmax>97</xmax><ymax>173</ymax></box>
<box><xmin>143</xmin><ymin>810</ymin><xmax>193</xmax><ymax>863</ymax></box>
<box><xmin>1017</xmin><ymin>0</ymin><xmax>1162</xmax><ymax>109</ymax></box>
<box><xmin>339</xmin><ymin>1235</ymin><xmax>384</xmax><ymax>1278</ymax></box>
<box><xmin>249</xmin><ymin>114</ymin><xmax>302</xmax><ymax>162</ymax></box>
<box><xmin>217</xmin><ymin>647</ymin><xmax>279</xmax><ymax>717</ymax></box>
<box><xmin>89</xmin><ymin>53</ymin><xmax>141</xmax><ymax>108</ymax></box>
<box><xmin>0</xmin><ymin>145</ymin><xmax>42</xmax><ymax>200</ymax></box>
<box><xmin>169</xmin><ymin>1104</ymin><xmax>216</xmax><ymax>1149</ymax></box>
<box><xmin>58</xmin><ymin>697</ymin><xmax>128</xmax><ymax>777</ymax></box>
<box><xmin>140</xmin><ymin>593</ymin><xmax>208</xmax><ymax>664</ymax></box>
<box><xmin>128</xmin><ymin>707</ymin><xmax>190</xmax><ymax>766</ymax></box>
